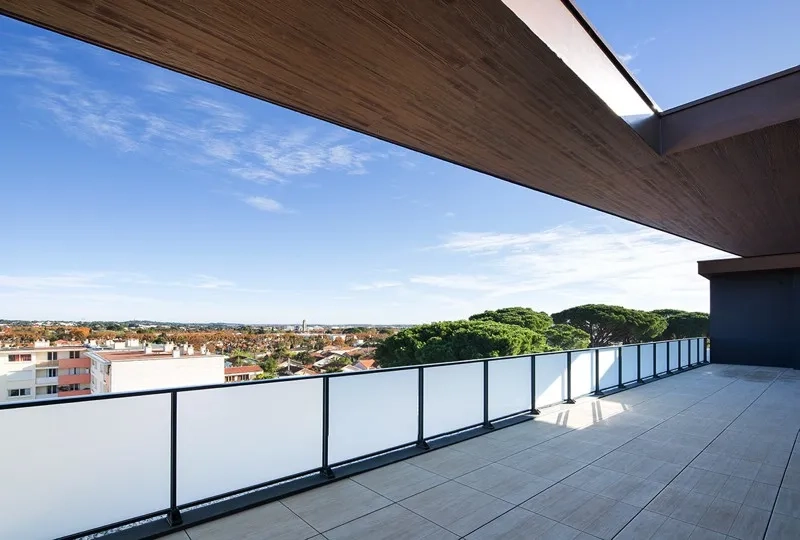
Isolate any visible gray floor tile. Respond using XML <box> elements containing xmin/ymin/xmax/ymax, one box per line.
<box><xmin>456</xmin><ymin>463</ymin><xmax>554</xmax><ymax>504</ymax></box>
<box><xmin>696</xmin><ymin>498</ymin><xmax>740</xmax><ymax>534</ymax></box>
<box><xmin>688</xmin><ymin>527</ymin><xmax>726</xmax><ymax>539</ymax></box>
<box><xmin>577</xmin><ymin>499</ymin><xmax>639</xmax><ymax>539</ymax></box>
<box><xmin>451</xmin><ymin>433</ymin><xmax>534</xmax><ymax>461</ymax></box>
<box><xmin>649</xmin><ymin>462</ymin><xmax>686</xmax><ymax>484</ymax></box>
<box><xmin>351</xmin><ymin>461</ymin><xmax>447</xmax><ymax>502</ymax></box>
<box><xmin>161</xmin><ymin>533</ymin><xmax>190</xmax><ymax>540</ymax></box>
<box><xmin>562</xmin><ymin>465</ymin><xmax>626</xmax><ymax>494</ymax></box>
<box><xmin>731</xmin><ymin>459</ymin><xmax>761</xmax><ymax>481</ymax></box>
<box><xmin>408</xmin><ymin>447</ymin><xmax>492</xmax><ymax>479</ymax></box>
<box><xmin>717</xmin><ymin>476</ymin><xmax>752</xmax><ymax>504</ymax></box>
<box><xmin>755</xmin><ymin>464</ymin><xmax>785</xmax><ymax>486</ymax></box>
<box><xmin>728</xmin><ymin>505</ymin><xmax>770</xmax><ymax>540</ymax></box>
<box><xmin>765</xmin><ymin>513</ymin><xmax>800</xmax><ymax>540</ymax></box>
<box><xmin>671</xmin><ymin>491</ymin><xmax>713</xmax><ymax>525</ymax></box>
<box><xmin>743</xmin><ymin>482</ymin><xmax>778</xmax><ymax>511</ymax></box>
<box><xmin>615</xmin><ymin>509</ymin><xmax>667</xmax><ymax>540</ymax></box>
<box><xmin>399</xmin><ymin>480</ymin><xmax>513</xmax><ymax>536</ymax></box>
<box><xmin>464</xmin><ymin>507</ymin><xmax>560</xmax><ymax>539</ymax></box>
<box><xmin>521</xmin><ymin>483</ymin><xmax>595</xmax><ymax>522</ymax></box>
<box><xmin>498</xmin><ymin>448</ymin><xmax>585</xmax><ymax>481</ymax></box>
<box><xmin>601</xmin><ymin>473</ymin><xmax>665</xmax><ymax>507</ymax></box>
<box><xmin>560</xmin><ymin>494</ymin><xmax>618</xmax><ymax>532</ymax></box>
<box><xmin>774</xmin><ymin>487</ymin><xmax>800</xmax><ymax>518</ymax></box>
<box><xmin>186</xmin><ymin>501</ymin><xmax>318</xmax><ymax>540</ymax></box>
<box><xmin>323</xmin><ymin>504</ymin><xmax>457</xmax><ymax>540</ymax></box>
<box><xmin>647</xmin><ymin>486</ymin><xmax>691</xmax><ymax>516</ymax></box>
<box><xmin>282</xmin><ymin>479</ymin><xmax>391</xmax><ymax>532</ymax></box>
<box><xmin>651</xmin><ymin>517</ymin><xmax>696</xmax><ymax>539</ymax></box>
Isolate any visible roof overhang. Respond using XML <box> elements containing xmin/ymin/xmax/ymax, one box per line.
<box><xmin>1</xmin><ymin>0</ymin><xmax>799</xmax><ymax>256</ymax></box>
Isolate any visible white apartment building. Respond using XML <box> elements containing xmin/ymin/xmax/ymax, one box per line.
<box><xmin>87</xmin><ymin>344</ymin><xmax>225</xmax><ymax>394</ymax></box>
<box><xmin>0</xmin><ymin>341</ymin><xmax>90</xmax><ymax>402</ymax></box>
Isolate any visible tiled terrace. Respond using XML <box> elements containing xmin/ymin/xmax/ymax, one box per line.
<box><xmin>164</xmin><ymin>364</ymin><xmax>800</xmax><ymax>540</ymax></box>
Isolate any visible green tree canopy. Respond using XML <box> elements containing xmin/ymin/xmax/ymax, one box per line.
<box><xmin>376</xmin><ymin>320</ymin><xmax>547</xmax><ymax>368</ymax></box>
<box><xmin>653</xmin><ymin>310</ymin><xmax>709</xmax><ymax>339</ymax></box>
<box><xmin>544</xmin><ymin>324</ymin><xmax>591</xmax><ymax>351</ymax></box>
<box><xmin>551</xmin><ymin>304</ymin><xmax>667</xmax><ymax>347</ymax></box>
<box><xmin>468</xmin><ymin>307</ymin><xmax>553</xmax><ymax>333</ymax></box>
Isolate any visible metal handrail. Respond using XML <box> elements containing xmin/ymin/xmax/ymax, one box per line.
<box><xmin>1</xmin><ymin>336</ymin><xmax>709</xmax><ymax>540</ymax></box>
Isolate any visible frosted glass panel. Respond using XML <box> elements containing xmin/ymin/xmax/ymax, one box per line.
<box><xmin>680</xmin><ymin>340</ymin><xmax>690</xmax><ymax>367</ymax></box>
<box><xmin>621</xmin><ymin>346</ymin><xmax>638</xmax><ymax>384</ymax></box>
<box><xmin>423</xmin><ymin>362</ymin><xmax>483</xmax><ymax>437</ymax></box>
<box><xmin>668</xmin><ymin>341</ymin><xmax>679</xmax><ymax>371</ymax></box>
<box><xmin>640</xmin><ymin>344</ymin><xmax>655</xmax><ymax>379</ymax></box>
<box><xmin>535</xmin><ymin>353</ymin><xmax>567</xmax><ymax>407</ymax></box>
<box><xmin>655</xmin><ymin>343</ymin><xmax>668</xmax><ymax>374</ymax></box>
<box><xmin>0</xmin><ymin>395</ymin><xmax>170</xmax><ymax>540</ymax></box>
<box><xmin>488</xmin><ymin>356</ymin><xmax>531</xmax><ymax>419</ymax></box>
<box><xmin>177</xmin><ymin>379</ymin><xmax>322</xmax><ymax>505</ymax></box>
<box><xmin>329</xmin><ymin>370</ymin><xmax>417</xmax><ymax>463</ymax></box>
<box><xmin>570</xmin><ymin>350</ymin><xmax>594</xmax><ymax>398</ymax></box>
<box><xmin>598</xmin><ymin>348</ymin><xmax>619</xmax><ymax>390</ymax></box>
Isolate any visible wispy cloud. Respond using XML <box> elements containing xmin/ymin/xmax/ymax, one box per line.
<box><xmin>0</xmin><ymin>44</ymin><xmax>389</xmax><ymax>187</ymax></box>
<box><xmin>0</xmin><ymin>272</ymin><xmax>110</xmax><ymax>290</ymax></box>
<box><xmin>617</xmin><ymin>37</ymin><xmax>655</xmax><ymax>68</ymax></box>
<box><xmin>444</xmin><ymin>212</ymin><xmax>455</xmax><ymax>218</ymax></box>
<box><xmin>243</xmin><ymin>196</ymin><xmax>286</xmax><ymax>213</ymax></box>
<box><xmin>413</xmin><ymin>225</ymin><xmax>729</xmax><ymax>311</ymax></box>
<box><xmin>350</xmin><ymin>281</ymin><xmax>403</xmax><ymax>291</ymax></box>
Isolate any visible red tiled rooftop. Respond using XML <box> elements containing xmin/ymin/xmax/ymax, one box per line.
<box><xmin>225</xmin><ymin>366</ymin><xmax>263</xmax><ymax>375</ymax></box>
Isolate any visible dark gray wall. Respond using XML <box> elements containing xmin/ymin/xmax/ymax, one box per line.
<box><xmin>709</xmin><ymin>269</ymin><xmax>800</xmax><ymax>368</ymax></box>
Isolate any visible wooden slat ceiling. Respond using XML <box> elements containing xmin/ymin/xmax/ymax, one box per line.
<box><xmin>2</xmin><ymin>0</ymin><xmax>799</xmax><ymax>257</ymax></box>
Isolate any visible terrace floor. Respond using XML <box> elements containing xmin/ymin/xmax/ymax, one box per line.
<box><xmin>164</xmin><ymin>364</ymin><xmax>800</xmax><ymax>540</ymax></box>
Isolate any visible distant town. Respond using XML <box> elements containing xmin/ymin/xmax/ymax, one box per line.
<box><xmin>0</xmin><ymin>319</ymin><xmax>403</xmax><ymax>403</ymax></box>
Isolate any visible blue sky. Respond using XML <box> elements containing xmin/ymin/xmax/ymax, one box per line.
<box><xmin>3</xmin><ymin>4</ymin><xmax>790</xmax><ymax>324</ymax></box>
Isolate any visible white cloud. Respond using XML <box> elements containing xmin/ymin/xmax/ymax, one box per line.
<box><xmin>350</xmin><ymin>281</ymin><xmax>403</xmax><ymax>291</ymax></box>
<box><xmin>243</xmin><ymin>196</ymin><xmax>286</xmax><ymax>213</ymax></box>
<box><xmin>0</xmin><ymin>47</ymin><xmax>389</xmax><ymax>186</ymax></box>
<box><xmin>415</xmin><ymin>225</ymin><xmax>730</xmax><ymax>313</ymax></box>
<box><xmin>444</xmin><ymin>212</ymin><xmax>455</xmax><ymax>218</ymax></box>
<box><xmin>0</xmin><ymin>273</ymin><xmax>109</xmax><ymax>290</ymax></box>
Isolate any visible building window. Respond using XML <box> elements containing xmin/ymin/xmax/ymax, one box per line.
<box><xmin>45</xmin><ymin>368</ymin><xmax>57</xmax><ymax>378</ymax></box>
<box><xmin>8</xmin><ymin>388</ymin><xmax>31</xmax><ymax>398</ymax></box>
<box><xmin>9</xmin><ymin>354</ymin><xmax>32</xmax><ymax>362</ymax></box>
<box><xmin>67</xmin><ymin>367</ymin><xmax>80</xmax><ymax>375</ymax></box>
<box><xmin>47</xmin><ymin>351</ymin><xmax>58</xmax><ymax>361</ymax></box>
<box><xmin>69</xmin><ymin>351</ymin><xmax>82</xmax><ymax>359</ymax></box>
<box><xmin>46</xmin><ymin>385</ymin><xmax>57</xmax><ymax>394</ymax></box>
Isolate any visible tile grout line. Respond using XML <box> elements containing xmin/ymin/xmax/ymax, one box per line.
<box><xmin>277</xmin><ymin>500</ymin><xmax>328</xmax><ymax>539</ymax></box>
<box><xmin>442</xmin><ymin>367</ymin><xmax>741</xmax><ymax>538</ymax></box>
<box><xmin>761</xmin><ymin>426</ymin><xmax>800</xmax><ymax>540</ymax></box>
<box><xmin>609</xmin><ymin>368</ymin><xmax>786</xmax><ymax>539</ymax></box>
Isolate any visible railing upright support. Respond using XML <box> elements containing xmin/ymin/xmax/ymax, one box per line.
<box><xmin>593</xmin><ymin>348</ymin><xmax>602</xmax><ymax>395</ymax></box>
<box><xmin>167</xmin><ymin>391</ymin><xmax>183</xmax><ymax>527</ymax></box>
<box><xmin>697</xmin><ymin>338</ymin><xmax>701</xmax><ymax>366</ymax></box>
<box><xmin>416</xmin><ymin>367</ymin><xmax>429</xmax><ymax>449</ymax></box>
<box><xmin>617</xmin><ymin>346</ymin><xmax>624</xmax><ymax>388</ymax></box>
<box><xmin>565</xmin><ymin>351</ymin><xmax>576</xmax><ymax>404</ymax></box>
<box><xmin>636</xmin><ymin>344</ymin><xmax>642</xmax><ymax>383</ymax></box>
<box><xmin>704</xmin><ymin>337</ymin><xmax>709</xmax><ymax>363</ymax></box>
<box><xmin>652</xmin><ymin>343</ymin><xmax>659</xmax><ymax>378</ymax></box>
<box><xmin>678</xmin><ymin>339</ymin><xmax>683</xmax><ymax>370</ymax></box>
<box><xmin>530</xmin><ymin>355</ymin><xmax>540</xmax><ymax>415</ymax></box>
<box><xmin>667</xmin><ymin>340</ymin><xmax>671</xmax><ymax>372</ymax></box>
<box><xmin>483</xmin><ymin>360</ymin><xmax>494</xmax><ymax>429</ymax></box>
<box><xmin>321</xmin><ymin>377</ymin><xmax>335</xmax><ymax>479</ymax></box>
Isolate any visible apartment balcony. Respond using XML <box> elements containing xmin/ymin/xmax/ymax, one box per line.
<box><xmin>3</xmin><ymin>338</ymin><xmax>799</xmax><ymax>540</ymax></box>
<box><xmin>58</xmin><ymin>373</ymin><xmax>91</xmax><ymax>386</ymax></box>
<box><xmin>36</xmin><ymin>360</ymin><xmax>59</xmax><ymax>368</ymax></box>
<box><xmin>58</xmin><ymin>356</ymin><xmax>91</xmax><ymax>370</ymax></box>
<box><xmin>34</xmin><ymin>376</ymin><xmax>58</xmax><ymax>386</ymax></box>
<box><xmin>56</xmin><ymin>389</ymin><xmax>91</xmax><ymax>398</ymax></box>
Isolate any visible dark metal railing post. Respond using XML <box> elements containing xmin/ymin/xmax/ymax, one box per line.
<box><xmin>652</xmin><ymin>343</ymin><xmax>659</xmax><ymax>378</ymax></box>
<box><xmin>166</xmin><ymin>391</ymin><xmax>182</xmax><ymax>527</ymax></box>
<box><xmin>565</xmin><ymin>351</ymin><xmax>575</xmax><ymax>404</ymax></box>
<box><xmin>636</xmin><ymin>344</ymin><xmax>642</xmax><ymax>383</ymax></box>
<box><xmin>321</xmin><ymin>377</ymin><xmax>335</xmax><ymax>478</ymax></box>
<box><xmin>530</xmin><ymin>355</ymin><xmax>540</xmax><ymax>415</ymax></box>
<box><xmin>678</xmin><ymin>339</ymin><xmax>683</xmax><ymax>369</ymax></box>
<box><xmin>483</xmin><ymin>360</ymin><xmax>494</xmax><ymax>429</ymax></box>
<box><xmin>667</xmin><ymin>340</ymin><xmax>671</xmax><ymax>372</ymax></box>
<box><xmin>696</xmin><ymin>338</ymin><xmax>701</xmax><ymax>366</ymax></box>
<box><xmin>593</xmin><ymin>348</ymin><xmax>601</xmax><ymax>395</ymax></box>
<box><xmin>704</xmin><ymin>337</ymin><xmax>709</xmax><ymax>363</ymax></box>
<box><xmin>416</xmin><ymin>367</ymin><xmax>429</xmax><ymax>449</ymax></box>
<box><xmin>617</xmin><ymin>346</ymin><xmax>624</xmax><ymax>388</ymax></box>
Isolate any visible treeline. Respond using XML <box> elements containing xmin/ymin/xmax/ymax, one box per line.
<box><xmin>376</xmin><ymin>305</ymin><xmax>708</xmax><ymax>368</ymax></box>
